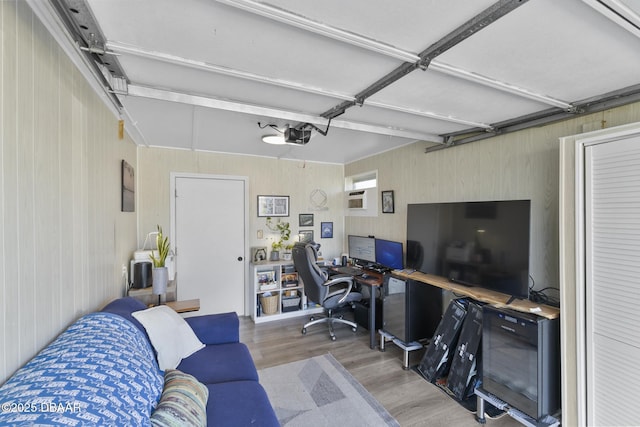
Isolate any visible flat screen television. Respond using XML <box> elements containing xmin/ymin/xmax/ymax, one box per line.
<box><xmin>375</xmin><ymin>238</ymin><xmax>404</xmax><ymax>270</ymax></box>
<box><xmin>406</xmin><ymin>200</ymin><xmax>531</xmax><ymax>300</ymax></box>
<box><xmin>348</xmin><ymin>235</ymin><xmax>376</xmax><ymax>265</ymax></box>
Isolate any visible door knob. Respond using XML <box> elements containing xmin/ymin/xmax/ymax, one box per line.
<box><xmin>237</xmin><ymin>256</ymin><xmax>243</xmax><ymax>261</ymax></box>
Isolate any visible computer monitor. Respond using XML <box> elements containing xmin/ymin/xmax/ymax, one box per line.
<box><xmin>348</xmin><ymin>235</ymin><xmax>376</xmax><ymax>264</ymax></box>
<box><xmin>375</xmin><ymin>238</ymin><xmax>404</xmax><ymax>270</ymax></box>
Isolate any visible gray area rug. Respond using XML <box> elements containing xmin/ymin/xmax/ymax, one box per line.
<box><xmin>259</xmin><ymin>353</ymin><xmax>399</xmax><ymax>427</ymax></box>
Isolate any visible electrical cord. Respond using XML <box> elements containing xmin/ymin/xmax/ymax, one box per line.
<box><xmin>257</xmin><ymin>122</ymin><xmax>283</xmax><ymax>133</ymax></box>
<box><xmin>529</xmin><ymin>276</ymin><xmax>560</xmax><ymax>307</ymax></box>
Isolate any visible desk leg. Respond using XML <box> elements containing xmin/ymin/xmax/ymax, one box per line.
<box><xmin>369</xmin><ymin>285</ymin><xmax>376</xmax><ymax>349</ymax></box>
<box><xmin>475</xmin><ymin>395</ymin><xmax>486</xmax><ymax>424</ymax></box>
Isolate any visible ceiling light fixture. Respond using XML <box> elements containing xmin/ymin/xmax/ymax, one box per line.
<box><xmin>258</xmin><ymin>122</ymin><xmax>288</xmax><ymax>145</ymax></box>
<box><xmin>258</xmin><ymin>120</ymin><xmax>332</xmax><ymax>146</ymax></box>
<box><xmin>284</xmin><ymin>125</ymin><xmax>312</xmax><ymax>145</ymax></box>
<box><xmin>262</xmin><ymin>135</ymin><xmax>286</xmax><ymax>145</ymax></box>
<box><xmin>261</xmin><ymin>127</ymin><xmax>310</xmax><ymax>146</ymax></box>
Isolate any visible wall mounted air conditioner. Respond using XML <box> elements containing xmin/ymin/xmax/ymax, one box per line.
<box><xmin>347</xmin><ymin>190</ymin><xmax>368</xmax><ymax>210</ymax></box>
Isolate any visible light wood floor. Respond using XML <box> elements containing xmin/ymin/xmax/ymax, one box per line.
<box><xmin>239</xmin><ymin>313</ymin><xmax>521</xmax><ymax>427</ymax></box>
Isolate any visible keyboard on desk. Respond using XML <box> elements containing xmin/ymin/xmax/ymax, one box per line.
<box><xmin>333</xmin><ymin>266</ymin><xmax>364</xmax><ymax>276</ymax></box>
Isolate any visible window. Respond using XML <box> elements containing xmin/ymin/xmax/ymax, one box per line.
<box><xmin>345</xmin><ymin>170</ymin><xmax>377</xmax><ymax>191</ymax></box>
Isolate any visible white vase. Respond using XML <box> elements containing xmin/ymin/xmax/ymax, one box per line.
<box><xmin>152</xmin><ymin>267</ymin><xmax>168</xmax><ymax>303</ymax></box>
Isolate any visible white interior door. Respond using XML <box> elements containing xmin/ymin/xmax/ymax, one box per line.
<box><xmin>172</xmin><ymin>174</ymin><xmax>247</xmax><ymax>316</ymax></box>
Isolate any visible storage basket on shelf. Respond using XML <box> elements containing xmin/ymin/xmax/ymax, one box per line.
<box><xmin>281</xmin><ymin>296</ymin><xmax>301</xmax><ymax>313</ymax></box>
<box><xmin>260</xmin><ymin>294</ymin><xmax>279</xmax><ymax>315</ymax></box>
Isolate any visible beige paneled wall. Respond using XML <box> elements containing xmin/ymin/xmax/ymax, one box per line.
<box><xmin>346</xmin><ymin>132</ymin><xmax>560</xmax><ymax>290</ymax></box>
<box><xmin>137</xmin><ymin>147</ymin><xmax>345</xmax><ymax>267</ymax></box>
<box><xmin>346</xmin><ymin>103</ymin><xmax>640</xmax><ymax>293</ymax></box>
<box><xmin>0</xmin><ymin>1</ymin><xmax>137</xmax><ymax>384</ymax></box>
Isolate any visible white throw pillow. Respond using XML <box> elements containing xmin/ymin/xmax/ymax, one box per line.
<box><xmin>132</xmin><ymin>305</ymin><xmax>205</xmax><ymax>370</ymax></box>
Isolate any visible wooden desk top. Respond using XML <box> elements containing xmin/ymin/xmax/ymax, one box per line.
<box><xmin>393</xmin><ymin>269</ymin><xmax>560</xmax><ymax>320</ymax></box>
<box><xmin>164</xmin><ymin>299</ymin><xmax>200</xmax><ymax>313</ymax></box>
<box><xmin>329</xmin><ymin>266</ymin><xmax>383</xmax><ymax>286</ymax></box>
<box><xmin>354</xmin><ymin>272</ymin><xmax>383</xmax><ymax>287</ymax></box>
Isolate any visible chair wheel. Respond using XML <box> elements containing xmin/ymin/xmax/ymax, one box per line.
<box><xmin>331</xmin><ymin>335</ymin><xmax>336</xmax><ymax>341</ymax></box>
<box><xmin>309</xmin><ymin>316</ymin><xmax>315</xmax><ymax>321</ymax></box>
<box><xmin>301</xmin><ymin>328</ymin><xmax>307</xmax><ymax>335</ymax></box>
<box><xmin>352</xmin><ymin>327</ymin><xmax>357</xmax><ymax>332</ymax></box>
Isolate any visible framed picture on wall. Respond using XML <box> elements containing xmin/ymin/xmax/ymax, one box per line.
<box><xmin>251</xmin><ymin>246</ymin><xmax>268</xmax><ymax>263</ymax></box>
<box><xmin>299</xmin><ymin>213</ymin><xmax>314</xmax><ymax>226</ymax></box>
<box><xmin>299</xmin><ymin>230</ymin><xmax>314</xmax><ymax>243</ymax></box>
<box><xmin>382</xmin><ymin>190</ymin><xmax>395</xmax><ymax>214</ymax></box>
<box><xmin>321</xmin><ymin>222</ymin><xmax>333</xmax><ymax>238</ymax></box>
<box><xmin>257</xmin><ymin>195</ymin><xmax>289</xmax><ymax>217</ymax></box>
<box><xmin>121</xmin><ymin>160</ymin><xmax>135</xmax><ymax>212</ymax></box>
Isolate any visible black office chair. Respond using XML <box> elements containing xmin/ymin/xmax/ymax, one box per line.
<box><xmin>292</xmin><ymin>242</ymin><xmax>362</xmax><ymax>341</ymax></box>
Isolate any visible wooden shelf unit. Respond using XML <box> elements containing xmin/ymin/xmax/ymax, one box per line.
<box><xmin>251</xmin><ymin>260</ymin><xmax>323</xmax><ymax>324</ymax></box>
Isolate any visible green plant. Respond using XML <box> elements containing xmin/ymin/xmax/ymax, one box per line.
<box><xmin>149</xmin><ymin>225</ymin><xmax>170</xmax><ymax>268</ymax></box>
<box><xmin>266</xmin><ymin>217</ymin><xmax>291</xmax><ymax>251</ymax></box>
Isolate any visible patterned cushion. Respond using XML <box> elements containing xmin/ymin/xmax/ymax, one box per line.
<box><xmin>151</xmin><ymin>370</ymin><xmax>208</xmax><ymax>427</ymax></box>
<box><xmin>0</xmin><ymin>312</ymin><xmax>164</xmax><ymax>426</ymax></box>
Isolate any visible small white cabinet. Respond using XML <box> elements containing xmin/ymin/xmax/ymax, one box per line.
<box><xmin>251</xmin><ymin>260</ymin><xmax>323</xmax><ymax>323</ymax></box>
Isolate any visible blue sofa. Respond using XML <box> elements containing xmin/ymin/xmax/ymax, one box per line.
<box><xmin>0</xmin><ymin>297</ymin><xmax>279</xmax><ymax>426</ymax></box>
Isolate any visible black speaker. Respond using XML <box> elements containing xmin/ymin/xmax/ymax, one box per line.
<box><xmin>132</xmin><ymin>262</ymin><xmax>152</xmax><ymax>289</ymax></box>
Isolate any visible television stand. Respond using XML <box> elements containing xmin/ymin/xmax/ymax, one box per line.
<box><xmin>378</xmin><ymin>329</ymin><xmax>423</xmax><ymax>369</ymax></box>
<box><xmin>475</xmin><ymin>387</ymin><xmax>560</xmax><ymax>427</ymax></box>
<box><xmin>449</xmin><ymin>277</ymin><xmax>474</xmax><ymax>287</ymax></box>
<box><xmin>392</xmin><ymin>270</ymin><xmax>560</xmax><ymax>320</ymax></box>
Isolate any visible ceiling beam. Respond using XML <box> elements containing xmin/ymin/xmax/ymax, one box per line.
<box><xmin>107</xmin><ymin>41</ymin><xmax>491</xmax><ymax>129</ymax></box>
<box><xmin>329</xmin><ymin>119</ymin><xmax>442</xmax><ymax>141</ymax></box>
<box><xmin>365</xmin><ymin>101</ymin><xmax>494</xmax><ymax>129</ymax></box>
<box><xmin>25</xmin><ymin>0</ymin><xmax>151</xmax><ymax>147</ymax></box>
<box><xmin>127</xmin><ymin>84</ymin><xmax>323</xmax><ymax>122</ymax></box>
<box><xmin>107</xmin><ymin>41</ymin><xmax>354</xmax><ymax>102</ymax></box>
<box><xmin>215</xmin><ymin>0</ymin><xmax>572</xmax><ymax>112</ymax></box>
<box><xmin>428</xmin><ymin>62</ymin><xmax>573</xmax><ymax>110</ymax></box>
<box><xmin>125</xmin><ymin>85</ymin><xmax>443</xmax><ymax>142</ymax></box>
<box><xmin>115</xmin><ymin>39</ymin><xmax>571</xmax><ymax>118</ymax></box>
<box><xmin>215</xmin><ymin>0</ymin><xmax>419</xmax><ymax>63</ymax></box>
<box><xmin>26</xmin><ymin>0</ymin><xmax>122</xmax><ymax>112</ymax></box>
<box><xmin>582</xmin><ymin>0</ymin><xmax>640</xmax><ymax>39</ymax></box>
<box><xmin>435</xmin><ymin>83</ymin><xmax>640</xmax><ymax>149</ymax></box>
<box><xmin>50</xmin><ymin>0</ymin><xmax>127</xmax><ymax>79</ymax></box>
<box><xmin>318</xmin><ymin>0</ymin><xmax>531</xmax><ymax>121</ymax></box>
